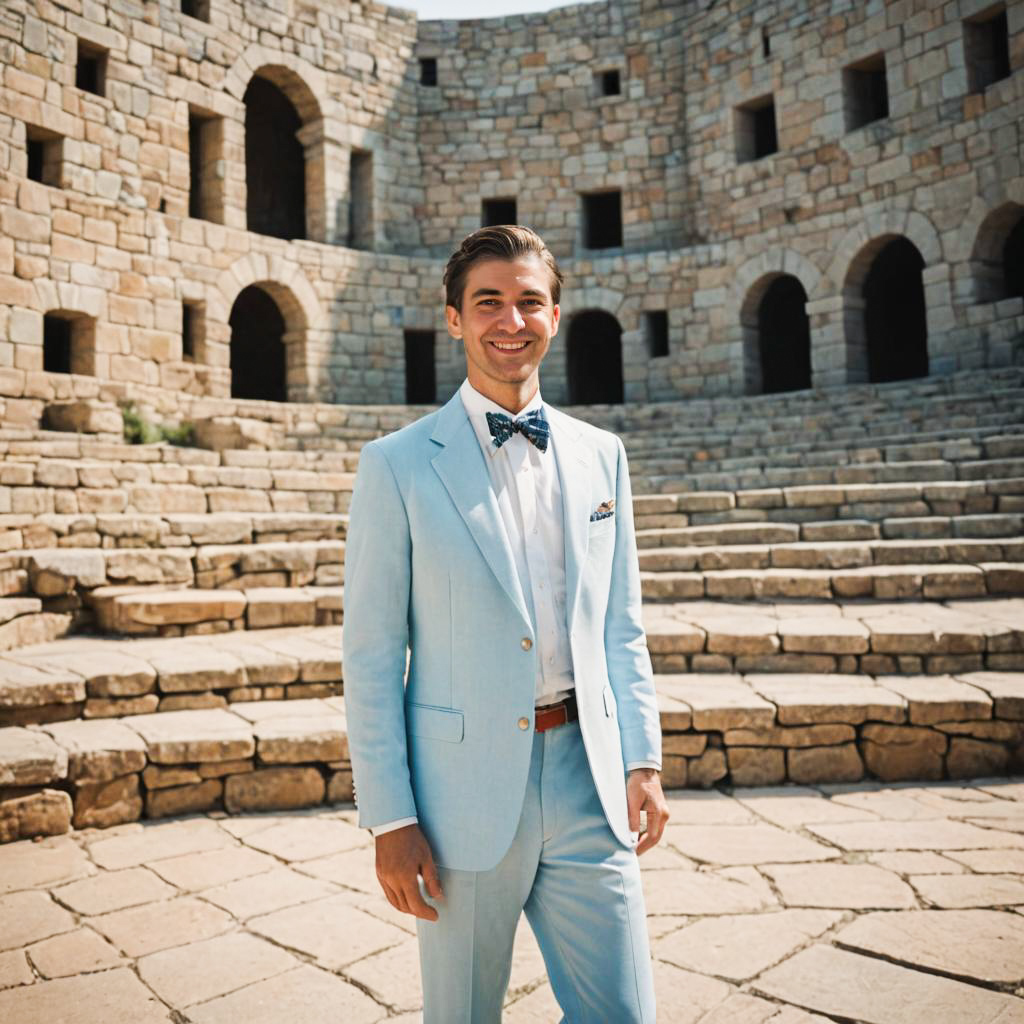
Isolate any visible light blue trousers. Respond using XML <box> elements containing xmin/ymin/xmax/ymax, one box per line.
<box><xmin>416</xmin><ymin>720</ymin><xmax>656</xmax><ymax>1023</ymax></box>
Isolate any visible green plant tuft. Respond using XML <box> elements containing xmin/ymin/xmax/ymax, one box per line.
<box><xmin>122</xmin><ymin>404</ymin><xmax>196</xmax><ymax>447</ymax></box>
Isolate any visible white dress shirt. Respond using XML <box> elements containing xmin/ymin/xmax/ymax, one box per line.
<box><xmin>370</xmin><ymin>379</ymin><xmax>658</xmax><ymax>836</ymax></box>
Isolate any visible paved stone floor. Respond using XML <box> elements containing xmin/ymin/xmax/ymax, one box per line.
<box><xmin>2</xmin><ymin>780</ymin><xmax>1024</xmax><ymax>1023</ymax></box>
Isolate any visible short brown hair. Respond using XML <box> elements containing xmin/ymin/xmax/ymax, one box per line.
<box><xmin>443</xmin><ymin>225</ymin><xmax>563</xmax><ymax>311</ymax></box>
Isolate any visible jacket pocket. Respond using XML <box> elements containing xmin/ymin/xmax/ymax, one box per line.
<box><xmin>406</xmin><ymin>701</ymin><xmax>465</xmax><ymax>743</ymax></box>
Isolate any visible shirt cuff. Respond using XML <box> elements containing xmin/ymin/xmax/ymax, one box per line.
<box><xmin>627</xmin><ymin>761</ymin><xmax>662</xmax><ymax>772</ymax></box>
<box><xmin>369</xmin><ymin>816</ymin><xmax>418</xmax><ymax>838</ymax></box>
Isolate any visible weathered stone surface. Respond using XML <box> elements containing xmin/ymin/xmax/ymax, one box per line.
<box><xmin>248</xmin><ymin>893</ymin><xmax>407</xmax><ymax>970</ymax></box>
<box><xmin>186</xmin><ymin>963</ymin><xmax>382</xmax><ymax>1024</ymax></box>
<box><xmin>957</xmin><ymin>672</ymin><xmax>1024</xmax><ymax>719</ymax></box>
<box><xmin>861</xmin><ymin>724</ymin><xmax>947</xmax><ymax>781</ymax></box>
<box><xmin>727</xmin><ymin>746</ymin><xmax>785</xmax><ymax>786</ymax></box>
<box><xmin>807</xmin><ymin>819</ymin><xmax>1024</xmax><ymax>851</ymax></box>
<box><xmin>137</xmin><ymin>931</ymin><xmax>298</xmax><ymax>1008</ymax></box>
<box><xmin>876</xmin><ymin>675</ymin><xmax>992</xmax><ymax>725</ymax></box>
<box><xmin>687</xmin><ymin>746</ymin><xmax>728</xmax><ymax>787</ymax></box>
<box><xmin>754</xmin><ymin>944</ymin><xmax>1024</xmax><ymax>1024</ymax></box>
<box><xmin>910</xmin><ymin>873</ymin><xmax>1024</xmax><ymax>909</ymax></box>
<box><xmin>763</xmin><ymin>862</ymin><xmax>918</xmax><ymax>909</ymax></box>
<box><xmin>0</xmin><ymin>659</ymin><xmax>85</xmax><ymax>709</ymax></box>
<box><xmin>658</xmin><ymin>675</ymin><xmax>775</xmax><ymax>730</ymax></box>
<box><xmin>145</xmin><ymin>846</ymin><xmax>276</xmax><ymax>892</ymax></box>
<box><xmin>87</xmin><ymin>818</ymin><xmax>237</xmax><ymax>870</ymax></box>
<box><xmin>120</xmin><ymin>708</ymin><xmax>254</xmax><ymax>764</ymax></box>
<box><xmin>236</xmin><ymin>816</ymin><xmax>366</xmax><ymax>862</ymax></box>
<box><xmin>97</xmin><ymin>589</ymin><xmax>246</xmax><ymax>632</ymax></box>
<box><xmin>0</xmin><ymin>727</ymin><xmax>68</xmax><ymax>785</ymax></box>
<box><xmin>750</xmin><ymin>675</ymin><xmax>905</xmax><ymax>725</ymax></box>
<box><xmin>641</xmin><ymin>867</ymin><xmax>774</xmax><ymax>915</ymax></box>
<box><xmin>43</xmin><ymin>401</ymin><xmax>123</xmax><ymax>435</ymax></box>
<box><xmin>656</xmin><ymin>908</ymin><xmax>842</xmax><ymax>981</ymax></box>
<box><xmin>245</xmin><ymin>588</ymin><xmax>316</xmax><ymax>629</ymax></box>
<box><xmin>0</xmin><ymin>833</ymin><xmax>93</xmax><ymax>895</ymax></box>
<box><xmin>661</xmin><ymin>733</ymin><xmax>708</xmax><ymax>756</ymax></box>
<box><xmin>0</xmin><ymin>967</ymin><xmax>172</xmax><ymax>1024</ymax></box>
<box><xmin>91</xmin><ymin>896</ymin><xmax>235</xmax><ymax>957</ymax></box>
<box><xmin>836</xmin><ymin>909</ymin><xmax>1024</xmax><ymax>984</ymax></box>
<box><xmin>73</xmin><ymin>773</ymin><xmax>143</xmax><ymax>828</ymax></box>
<box><xmin>724</xmin><ymin>723</ymin><xmax>855</xmax><ymax>747</ymax></box>
<box><xmin>0</xmin><ymin>948</ymin><xmax>33</xmax><ymax>988</ymax></box>
<box><xmin>27</xmin><ymin>549</ymin><xmax>107</xmax><ymax>596</ymax></box>
<box><xmin>200</xmin><ymin>867</ymin><xmax>339</xmax><ymax>920</ymax></box>
<box><xmin>142</xmin><ymin>645</ymin><xmax>247</xmax><ymax>693</ymax></box>
<box><xmin>146</xmin><ymin>778</ymin><xmax>223</xmax><ymax>818</ymax></box>
<box><xmin>0</xmin><ymin>889</ymin><xmax>75</xmax><ymax>951</ymax></box>
<box><xmin>946</xmin><ymin>736</ymin><xmax>1010</xmax><ymax>777</ymax></box>
<box><xmin>40</xmin><ymin>718</ymin><xmax>147</xmax><ymax>782</ymax></box>
<box><xmin>0</xmin><ymin>787</ymin><xmax>72</xmax><ymax>843</ymax></box>
<box><xmin>666</xmin><ymin>823</ymin><xmax>839</xmax><ymax>866</ymax></box>
<box><xmin>788</xmin><ymin>743</ymin><xmax>864</xmax><ymax>783</ymax></box>
<box><xmin>223</xmin><ymin>766</ymin><xmax>325</xmax><ymax>813</ymax></box>
<box><xmin>27</xmin><ymin>926</ymin><xmax>125</xmax><ymax>978</ymax></box>
<box><xmin>54</xmin><ymin>865</ymin><xmax>178</xmax><ymax>916</ymax></box>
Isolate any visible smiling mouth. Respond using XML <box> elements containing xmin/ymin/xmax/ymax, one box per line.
<box><xmin>488</xmin><ymin>339</ymin><xmax>532</xmax><ymax>351</ymax></box>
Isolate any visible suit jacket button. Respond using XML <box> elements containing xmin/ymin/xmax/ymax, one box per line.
<box><xmin>521</xmin><ymin>637</ymin><xmax>532</xmax><ymax>650</ymax></box>
<box><xmin>518</xmin><ymin>717</ymin><xmax>530</xmax><ymax>730</ymax></box>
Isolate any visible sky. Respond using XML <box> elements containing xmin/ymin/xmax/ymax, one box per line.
<box><xmin>392</xmin><ymin>0</ymin><xmax>600</xmax><ymax>19</ymax></box>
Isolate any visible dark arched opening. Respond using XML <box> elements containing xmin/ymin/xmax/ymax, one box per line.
<box><xmin>244</xmin><ymin>76</ymin><xmax>306</xmax><ymax>240</ymax></box>
<box><xmin>1004</xmin><ymin>217</ymin><xmax>1024</xmax><ymax>301</ymax></box>
<box><xmin>863</xmin><ymin>237</ymin><xmax>928</xmax><ymax>383</ymax></box>
<box><xmin>567</xmin><ymin>310</ymin><xmax>623</xmax><ymax>404</ymax></box>
<box><xmin>757</xmin><ymin>276</ymin><xmax>811</xmax><ymax>393</ymax></box>
<box><xmin>229</xmin><ymin>286</ymin><xmax>287</xmax><ymax>401</ymax></box>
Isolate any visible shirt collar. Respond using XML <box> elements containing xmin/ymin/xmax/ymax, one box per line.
<box><xmin>458</xmin><ymin>378</ymin><xmax>545</xmax><ymax>457</ymax></box>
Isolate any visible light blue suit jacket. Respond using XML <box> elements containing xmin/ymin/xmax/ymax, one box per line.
<box><xmin>342</xmin><ymin>391</ymin><xmax>661</xmax><ymax>872</ymax></box>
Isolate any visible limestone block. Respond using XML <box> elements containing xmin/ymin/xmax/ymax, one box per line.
<box><xmin>245</xmin><ymin>588</ymin><xmax>316</xmax><ymax>629</ymax></box>
<box><xmin>326</xmin><ymin>768</ymin><xmax>353</xmax><ymax>803</ymax></box>
<box><xmin>103</xmin><ymin>549</ymin><xmax>194</xmax><ymax>585</ymax></box>
<box><xmin>142</xmin><ymin>764</ymin><xmax>203</xmax><ymax>790</ymax></box>
<box><xmin>687</xmin><ymin>747</ymin><xmax>728</xmax><ymax>788</ymax></box>
<box><xmin>778</xmin><ymin>617</ymin><xmax>870</xmax><ymax>653</ymax></box>
<box><xmin>0</xmin><ymin>727</ymin><xmax>68</xmax><ymax>785</ymax></box>
<box><xmin>0</xmin><ymin>612</ymin><xmax>74</xmax><ymax>651</ymax></box>
<box><xmin>946</xmin><ymin>737</ymin><xmax>1010</xmax><ymax>778</ymax></box>
<box><xmin>120</xmin><ymin>708</ymin><xmax>254</xmax><ymax>764</ymax></box>
<box><xmin>72</xmin><ymin>773</ymin><xmax>142</xmax><ymax>828</ymax></box>
<box><xmin>723</xmin><ymin>723</ymin><xmax>855</xmax><ymax>748</ymax></box>
<box><xmin>253</xmin><ymin>714</ymin><xmax>347</xmax><ymax>763</ymax></box>
<box><xmin>861</xmin><ymin>724</ymin><xmax>947</xmax><ymax>781</ymax></box>
<box><xmin>787</xmin><ymin>743</ymin><xmax>864</xmax><ymax>784</ymax></box>
<box><xmin>657</xmin><ymin>675</ymin><xmax>774</xmax><ymax>730</ymax></box>
<box><xmin>100</xmin><ymin>589</ymin><xmax>247</xmax><ymax>631</ymax></box>
<box><xmin>662</xmin><ymin>733</ymin><xmax>707</xmax><ymax>756</ymax></box>
<box><xmin>0</xmin><ymin>598</ymin><xmax>40</xmax><ymax>624</ymax></box>
<box><xmin>750</xmin><ymin>675</ymin><xmax>905</xmax><ymax>726</ymax></box>
<box><xmin>198</xmin><ymin>757</ymin><xmax>253</xmax><ymax>779</ymax></box>
<box><xmin>193</xmin><ymin>417</ymin><xmax>282</xmax><ymax>451</ymax></box>
<box><xmin>0</xmin><ymin>657</ymin><xmax>85</xmax><ymax>709</ymax></box>
<box><xmin>660</xmin><ymin>755</ymin><xmax>687</xmax><ymax>788</ymax></box>
<box><xmin>223</xmin><ymin>765</ymin><xmax>325</xmax><ymax>813</ymax></box>
<box><xmin>43</xmin><ymin>401</ymin><xmax>122</xmax><ymax>435</ymax></box>
<box><xmin>27</xmin><ymin>549</ymin><xmax>107</xmax><ymax>597</ymax></box>
<box><xmin>40</xmin><ymin>718</ymin><xmax>146</xmax><ymax>782</ymax></box>
<box><xmin>875</xmin><ymin>675</ymin><xmax>992</xmax><ymax>725</ymax></box>
<box><xmin>84</xmin><ymin>695</ymin><xmax>160</xmax><ymax>718</ymax></box>
<box><xmin>728</xmin><ymin>747</ymin><xmax>786</xmax><ymax>786</ymax></box>
<box><xmin>0</xmin><ymin>788</ymin><xmax>72</xmax><ymax>842</ymax></box>
<box><xmin>957</xmin><ymin>672</ymin><xmax>1024</xmax><ymax>720</ymax></box>
<box><xmin>146</xmin><ymin>778</ymin><xmax>223</xmax><ymax>818</ymax></box>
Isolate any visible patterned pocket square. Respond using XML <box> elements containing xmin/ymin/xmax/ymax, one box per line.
<box><xmin>590</xmin><ymin>499</ymin><xmax>616</xmax><ymax>522</ymax></box>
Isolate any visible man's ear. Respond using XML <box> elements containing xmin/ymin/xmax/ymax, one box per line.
<box><xmin>445</xmin><ymin>303</ymin><xmax>462</xmax><ymax>340</ymax></box>
<box><xmin>550</xmin><ymin>303</ymin><xmax>560</xmax><ymax>339</ymax></box>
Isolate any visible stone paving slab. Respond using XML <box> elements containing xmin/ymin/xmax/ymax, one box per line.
<box><xmin>0</xmin><ymin>781</ymin><xmax>1022</xmax><ymax>1021</ymax></box>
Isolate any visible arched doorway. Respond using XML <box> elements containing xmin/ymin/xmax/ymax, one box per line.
<box><xmin>757</xmin><ymin>275</ymin><xmax>811</xmax><ymax>393</ymax></box>
<box><xmin>863</xmin><ymin>237</ymin><xmax>928</xmax><ymax>383</ymax></box>
<box><xmin>229</xmin><ymin>285</ymin><xmax>287</xmax><ymax>401</ymax></box>
<box><xmin>567</xmin><ymin>310</ymin><xmax>623</xmax><ymax>404</ymax></box>
<box><xmin>244</xmin><ymin>75</ymin><xmax>306</xmax><ymax>240</ymax></box>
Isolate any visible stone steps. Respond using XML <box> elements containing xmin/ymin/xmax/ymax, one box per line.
<box><xmin>637</xmin><ymin>513</ymin><xmax>1024</xmax><ymax>549</ymax></box>
<box><xmin>641</xmin><ymin>563</ymin><xmax>1023</xmax><ymax>601</ymax></box>
<box><xmin>642</xmin><ymin>597</ymin><xmax>1023</xmax><ymax>676</ymax></box>
<box><xmin>2</xmin><ymin>669</ymin><xmax>1021</xmax><ymax>840</ymax></box>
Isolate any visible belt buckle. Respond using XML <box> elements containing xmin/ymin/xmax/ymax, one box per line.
<box><xmin>535</xmin><ymin>701</ymin><xmax>568</xmax><ymax>733</ymax></box>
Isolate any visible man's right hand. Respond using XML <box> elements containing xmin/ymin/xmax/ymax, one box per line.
<box><xmin>375</xmin><ymin>823</ymin><xmax>443</xmax><ymax>921</ymax></box>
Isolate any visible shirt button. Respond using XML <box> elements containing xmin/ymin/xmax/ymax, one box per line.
<box><xmin>518</xmin><ymin>717</ymin><xmax>530</xmax><ymax>730</ymax></box>
<box><xmin>521</xmin><ymin>637</ymin><xmax>532</xmax><ymax>651</ymax></box>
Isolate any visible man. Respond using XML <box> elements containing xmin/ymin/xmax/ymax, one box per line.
<box><xmin>343</xmin><ymin>225</ymin><xmax>668</xmax><ymax>1022</ymax></box>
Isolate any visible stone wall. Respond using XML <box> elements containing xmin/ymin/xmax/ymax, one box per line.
<box><xmin>0</xmin><ymin>0</ymin><xmax>1021</xmax><ymax>414</ymax></box>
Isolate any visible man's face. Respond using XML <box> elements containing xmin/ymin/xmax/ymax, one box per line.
<box><xmin>446</xmin><ymin>256</ymin><xmax>560</xmax><ymax>394</ymax></box>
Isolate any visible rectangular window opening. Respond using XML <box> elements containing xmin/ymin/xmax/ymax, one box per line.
<box><xmin>581</xmin><ymin>191</ymin><xmax>623</xmax><ymax>250</ymax></box>
<box><xmin>188</xmin><ymin>109</ymin><xmax>223</xmax><ymax>222</ymax></box>
<box><xmin>349</xmin><ymin>150</ymin><xmax>374</xmax><ymax>250</ymax></box>
<box><xmin>762</xmin><ymin>28</ymin><xmax>771</xmax><ymax>59</ymax></box>
<box><xmin>843</xmin><ymin>53</ymin><xmax>889</xmax><ymax>130</ymax></box>
<box><xmin>25</xmin><ymin>126</ymin><xmax>64</xmax><ymax>187</ymax></box>
<box><xmin>43</xmin><ymin>315</ymin><xmax>72</xmax><ymax>374</ymax></box>
<box><xmin>404</xmin><ymin>330</ymin><xmax>436</xmax><ymax>404</ymax></box>
<box><xmin>182</xmin><ymin>301</ymin><xmax>203</xmax><ymax>362</ymax></box>
<box><xmin>482</xmin><ymin>197</ymin><xmax>518</xmax><ymax>227</ymax></box>
<box><xmin>180</xmin><ymin>0</ymin><xmax>211</xmax><ymax>20</ymax></box>
<box><xmin>598</xmin><ymin>69</ymin><xmax>621</xmax><ymax>97</ymax></box>
<box><xmin>965</xmin><ymin>6</ymin><xmax>1011</xmax><ymax>93</ymax></box>
<box><xmin>420</xmin><ymin>57</ymin><xmax>438</xmax><ymax>87</ymax></box>
<box><xmin>43</xmin><ymin>313</ymin><xmax>96</xmax><ymax>376</ymax></box>
<box><xmin>75</xmin><ymin>40</ymin><xmax>108</xmax><ymax>96</ymax></box>
<box><xmin>645</xmin><ymin>311</ymin><xmax>669</xmax><ymax>358</ymax></box>
<box><xmin>735</xmin><ymin>94</ymin><xmax>778</xmax><ymax>163</ymax></box>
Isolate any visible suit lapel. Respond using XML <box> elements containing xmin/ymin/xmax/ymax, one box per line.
<box><xmin>546</xmin><ymin>406</ymin><xmax>592</xmax><ymax>633</ymax></box>
<box><xmin>430</xmin><ymin>394</ymin><xmax>532</xmax><ymax>628</ymax></box>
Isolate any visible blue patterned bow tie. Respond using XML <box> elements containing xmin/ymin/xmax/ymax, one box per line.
<box><xmin>486</xmin><ymin>409</ymin><xmax>550</xmax><ymax>453</ymax></box>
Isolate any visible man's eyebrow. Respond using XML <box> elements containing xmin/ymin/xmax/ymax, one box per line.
<box><xmin>469</xmin><ymin>287</ymin><xmax>548</xmax><ymax>300</ymax></box>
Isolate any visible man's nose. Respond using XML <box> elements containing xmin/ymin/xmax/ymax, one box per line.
<box><xmin>496</xmin><ymin>304</ymin><xmax>526</xmax><ymax>333</ymax></box>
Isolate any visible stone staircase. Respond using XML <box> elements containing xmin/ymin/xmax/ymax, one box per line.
<box><xmin>1</xmin><ymin>367</ymin><xmax>1023</xmax><ymax>842</ymax></box>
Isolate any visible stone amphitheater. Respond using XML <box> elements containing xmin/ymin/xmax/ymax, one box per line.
<box><xmin>2</xmin><ymin>0</ymin><xmax>1024</xmax><ymax>1017</ymax></box>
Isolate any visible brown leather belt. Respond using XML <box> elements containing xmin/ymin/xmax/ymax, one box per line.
<box><xmin>535</xmin><ymin>693</ymin><xmax>579</xmax><ymax>733</ymax></box>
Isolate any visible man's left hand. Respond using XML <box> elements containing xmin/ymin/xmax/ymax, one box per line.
<box><xmin>627</xmin><ymin>768</ymin><xmax>669</xmax><ymax>855</ymax></box>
